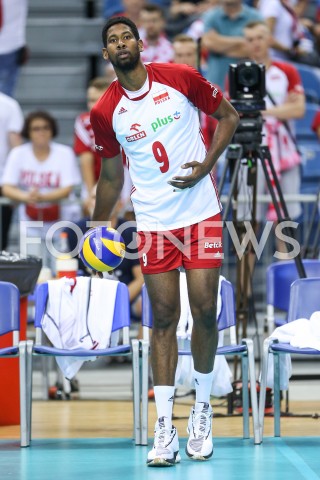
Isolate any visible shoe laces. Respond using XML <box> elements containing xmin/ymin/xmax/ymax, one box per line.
<box><xmin>192</xmin><ymin>403</ymin><xmax>212</xmax><ymax>439</ymax></box>
<box><xmin>154</xmin><ymin>417</ymin><xmax>173</xmax><ymax>452</ymax></box>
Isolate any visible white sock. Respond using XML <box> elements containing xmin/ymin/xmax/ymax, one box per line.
<box><xmin>194</xmin><ymin>369</ymin><xmax>214</xmax><ymax>404</ymax></box>
<box><xmin>154</xmin><ymin>385</ymin><xmax>175</xmax><ymax>426</ymax></box>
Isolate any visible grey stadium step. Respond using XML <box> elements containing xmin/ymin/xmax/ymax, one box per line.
<box><xmin>26</xmin><ymin>18</ymin><xmax>105</xmax><ymax>56</ymax></box>
<box><xmin>28</xmin><ymin>0</ymin><xmax>86</xmax><ymax>18</ymax></box>
<box><xmin>15</xmin><ymin>64</ymin><xmax>89</xmax><ymax>106</ymax></box>
<box><xmin>24</xmin><ymin>57</ymin><xmax>91</xmax><ymax>68</ymax></box>
<box><xmin>50</xmin><ymin>109</ymin><xmax>83</xmax><ymax>147</ymax></box>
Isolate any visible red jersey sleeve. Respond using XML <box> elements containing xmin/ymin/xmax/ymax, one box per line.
<box><xmin>150</xmin><ymin>63</ymin><xmax>223</xmax><ymax>116</ymax></box>
<box><xmin>90</xmin><ymin>84</ymin><xmax>122</xmax><ymax>158</ymax></box>
<box><xmin>312</xmin><ymin>110</ymin><xmax>320</xmax><ymax>133</ymax></box>
<box><xmin>90</xmin><ymin>108</ymin><xmax>120</xmax><ymax>158</ymax></box>
<box><xmin>273</xmin><ymin>61</ymin><xmax>304</xmax><ymax>95</ymax></box>
<box><xmin>180</xmin><ymin>64</ymin><xmax>223</xmax><ymax>115</ymax></box>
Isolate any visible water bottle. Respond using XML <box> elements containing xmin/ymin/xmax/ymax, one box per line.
<box><xmin>55</xmin><ymin>231</ymin><xmax>79</xmax><ymax>279</ymax></box>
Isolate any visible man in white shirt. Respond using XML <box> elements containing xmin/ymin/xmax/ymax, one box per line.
<box><xmin>0</xmin><ymin>0</ymin><xmax>28</xmax><ymax>97</ymax></box>
<box><xmin>0</xmin><ymin>92</ymin><xmax>23</xmax><ymax>248</ymax></box>
<box><xmin>139</xmin><ymin>4</ymin><xmax>174</xmax><ymax>63</ymax></box>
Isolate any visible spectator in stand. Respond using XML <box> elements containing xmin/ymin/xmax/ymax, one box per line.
<box><xmin>103</xmin><ymin>0</ymin><xmax>171</xmax><ymax>18</ymax></box>
<box><xmin>0</xmin><ymin>0</ymin><xmax>29</xmax><ymax>97</ymax></box>
<box><xmin>312</xmin><ymin>110</ymin><xmax>320</xmax><ymax>140</ymax></box>
<box><xmin>165</xmin><ymin>0</ymin><xmax>213</xmax><ymax>40</ymax></box>
<box><xmin>0</xmin><ymin>92</ymin><xmax>24</xmax><ymax>249</ymax></box>
<box><xmin>185</xmin><ymin>0</ymin><xmax>220</xmax><ymax>41</ymax></box>
<box><xmin>258</xmin><ymin>0</ymin><xmax>320</xmax><ymax>66</ymax></box>
<box><xmin>103</xmin><ymin>0</ymin><xmax>124</xmax><ymax>18</ymax></box>
<box><xmin>294</xmin><ymin>0</ymin><xmax>320</xmax><ymax>56</ymax></box>
<box><xmin>172</xmin><ymin>33</ymin><xmax>199</xmax><ymax>68</ymax></box>
<box><xmin>172</xmin><ymin>34</ymin><xmax>217</xmax><ymax>151</ymax></box>
<box><xmin>74</xmin><ymin>77</ymin><xmax>111</xmax><ymax>216</ymax></box>
<box><xmin>139</xmin><ymin>4</ymin><xmax>174</xmax><ymax>63</ymax></box>
<box><xmin>237</xmin><ymin>21</ymin><xmax>305</xmax><ymax>239</ymax></box>
<box><xmin>2</xmin><ymin>111</ymin><xmax>82</xmax><ymax>269</ymax></box>
<box><xmin>312</xmin><ymin>0</ymin><xmax>320</xmax><ymax>55</ymax></box>
<box><xmin>201</xmin><ymin>0</ymin><xmax>262</xmax><ymax>89</ymax></box>
<box><xmin>109</xmin><ymin>0</ymin><xmax>146</xmax><ymax>28</ymax></box>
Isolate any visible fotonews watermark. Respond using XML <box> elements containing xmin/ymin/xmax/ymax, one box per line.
<box><xmin>19</xmin><ymin>219</ymin><xmax>301</xmax><ymax>264</ymax></box>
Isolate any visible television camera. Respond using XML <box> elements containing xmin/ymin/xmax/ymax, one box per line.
<box><xmin>229</xmin><ymin>61</ymin><xmax>266</xmax><ymax>147</ymax></box>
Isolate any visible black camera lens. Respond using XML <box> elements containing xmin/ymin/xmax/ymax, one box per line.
<box><xmin>228</xmin><ymin>61</ymin><xmax>266</xmax><ymax>114</ymax></box>
<box><xmin>238</xmin><ymin>65</ymin><xmax>259</xmax><ymax>87</ymax></box>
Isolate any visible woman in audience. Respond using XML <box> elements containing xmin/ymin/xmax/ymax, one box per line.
<box><xmin>2</xmin><ymin>111</ymin><xmax>81</xmax><ymax>270</ymax></box>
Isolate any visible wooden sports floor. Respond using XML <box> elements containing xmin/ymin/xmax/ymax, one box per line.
<box><xmin>1</xmin><ymin>398</ymin><xmax>319</xmax><ymax>480</ymax></box>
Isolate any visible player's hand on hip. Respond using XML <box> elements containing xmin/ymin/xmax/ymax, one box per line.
<box><xmin>168</xmin><ymin>161</ymin><xmax>208</xmax><ymax>191</ymax></box>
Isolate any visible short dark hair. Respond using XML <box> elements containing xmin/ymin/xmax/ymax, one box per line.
<box><xmin>172</xmin><ymin>34</ymin><xmax>196</xmax><ymax>45</ymax></box>
<box><xmin>102</xmin><ymin>16</ymin><xmax>140</xmax><ymax>47</ymax></box>
<box><xmin>244</xmin><ymin>20</ymin><xmax>269</xmax><ymax>31</ymax></box>
<box><xmin>22</xmin><ymin>111</ymin><xmax>58</xmax><ymax>139</ymax></box>
<box><xmin>88</xmin><ymin>76</ymin><xmax>110</xmax><ymax>90</ymax></box>
<box><xmin>141</xmin><ymin>4</ymin><xmax>165</xmax><ymax>17</ymax></box>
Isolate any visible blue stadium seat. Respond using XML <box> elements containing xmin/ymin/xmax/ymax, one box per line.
<box><xmin>259</xmin><ymin>277</ymin><xmax>320</xmax><ymax>440</ymax></box>
<box><xmin>0</xmin><ymin>282</ymin><xmax>29</xmax><ymax>447</ymax></box>
<box><xmin>291</xmin><ymin>62</ymin><xmax>320</xmax><ymax>104</ymax></box>
<box><xmin>266</xmin><ymin>259</ymin><xmax>320</xmax><ymax>331</ymax></box>
<box><xmin>298</xmin><ymin>140</ymin><xmax>320</xmax><ymax>180</ymax></box>
<box><xmin>295</xmin><ymin>103</ymin><xmax>319</xmax><ymax>141</ymax></box>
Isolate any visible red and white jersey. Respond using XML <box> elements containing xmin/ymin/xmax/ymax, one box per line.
<box><xmin>266</xmin><ymin>61</ymin><xmax>304</xmax><ymax>110</ymax></box>
<box><xmin>139</xmin><ymin>31</ymin><xmax>174</xmax><ymax>63</ymax></box>
<box><xmin>265</xmin><ymin>61</ymin><xmax>304</xmax><ymax>172</ymax></box>
<box><xmin>74</xmin><ymin>111</ymin><xmax>101</xmax><ymax>182</ymax></box>
<box><xmin>91</xmin><ymin>63</ymin><xmax>223</xmax><ymax>231</ymax></box>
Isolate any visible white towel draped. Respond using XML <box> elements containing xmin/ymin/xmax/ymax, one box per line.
<box><xmin>265</xmin><ymin>311</ymin><xmax>320</xmax><ymax>390</ymax></box>
<box><xmin>175</xmin><ymin>273</ymin><xmax>233</xmax><ymax>397</ymax></box>
<box><xmin>41</xmin><ymin>277</ymin><xmax>119</xmax><ymax>379</ymax></box>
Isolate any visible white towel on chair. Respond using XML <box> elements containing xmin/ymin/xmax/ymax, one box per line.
<box><xmin>175</xmin><ymin>273</ymin><xmax>233</xmax><ymax>397</ymax></box>
<box><xmin>266</xmin><ymin>311</ymin><xmax>320</xmax><ymax>389</ymax></box>
<box><xmin>41</xmin><ymin>277</ymin><xmax>118</xmax><ymax>379</ymax></box>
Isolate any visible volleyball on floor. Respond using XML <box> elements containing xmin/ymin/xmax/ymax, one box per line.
<box><xmin>79</xmin><ymin>226</ymin><xmax>125</xmax><ymax>272</ymax></box>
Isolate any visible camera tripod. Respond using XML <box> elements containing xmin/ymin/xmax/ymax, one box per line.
<box><xmin>218</xmin><ymin>141</ymin><xmax>307</xmax><ymax>342</ymax></box>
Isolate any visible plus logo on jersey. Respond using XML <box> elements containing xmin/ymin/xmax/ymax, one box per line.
<box><xmin>152</xmin><ymin>89</ymin><xmax>170</xmax><ymax>105</ymax></box>
<box><xmin>151</xmin><ymin>112</ymin><xmax>181</xmax><ymax>132</ymax></box>
<box><xmin>126</xmin><ymin>124</ymin><xmax>147</xmax><ymax>142</ymax></box>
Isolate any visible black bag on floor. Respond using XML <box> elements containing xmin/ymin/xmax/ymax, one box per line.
<box><xmin>0</xmin><ymin>251</ymin><xmax>42</xmax><ymax>297</ymax></box>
